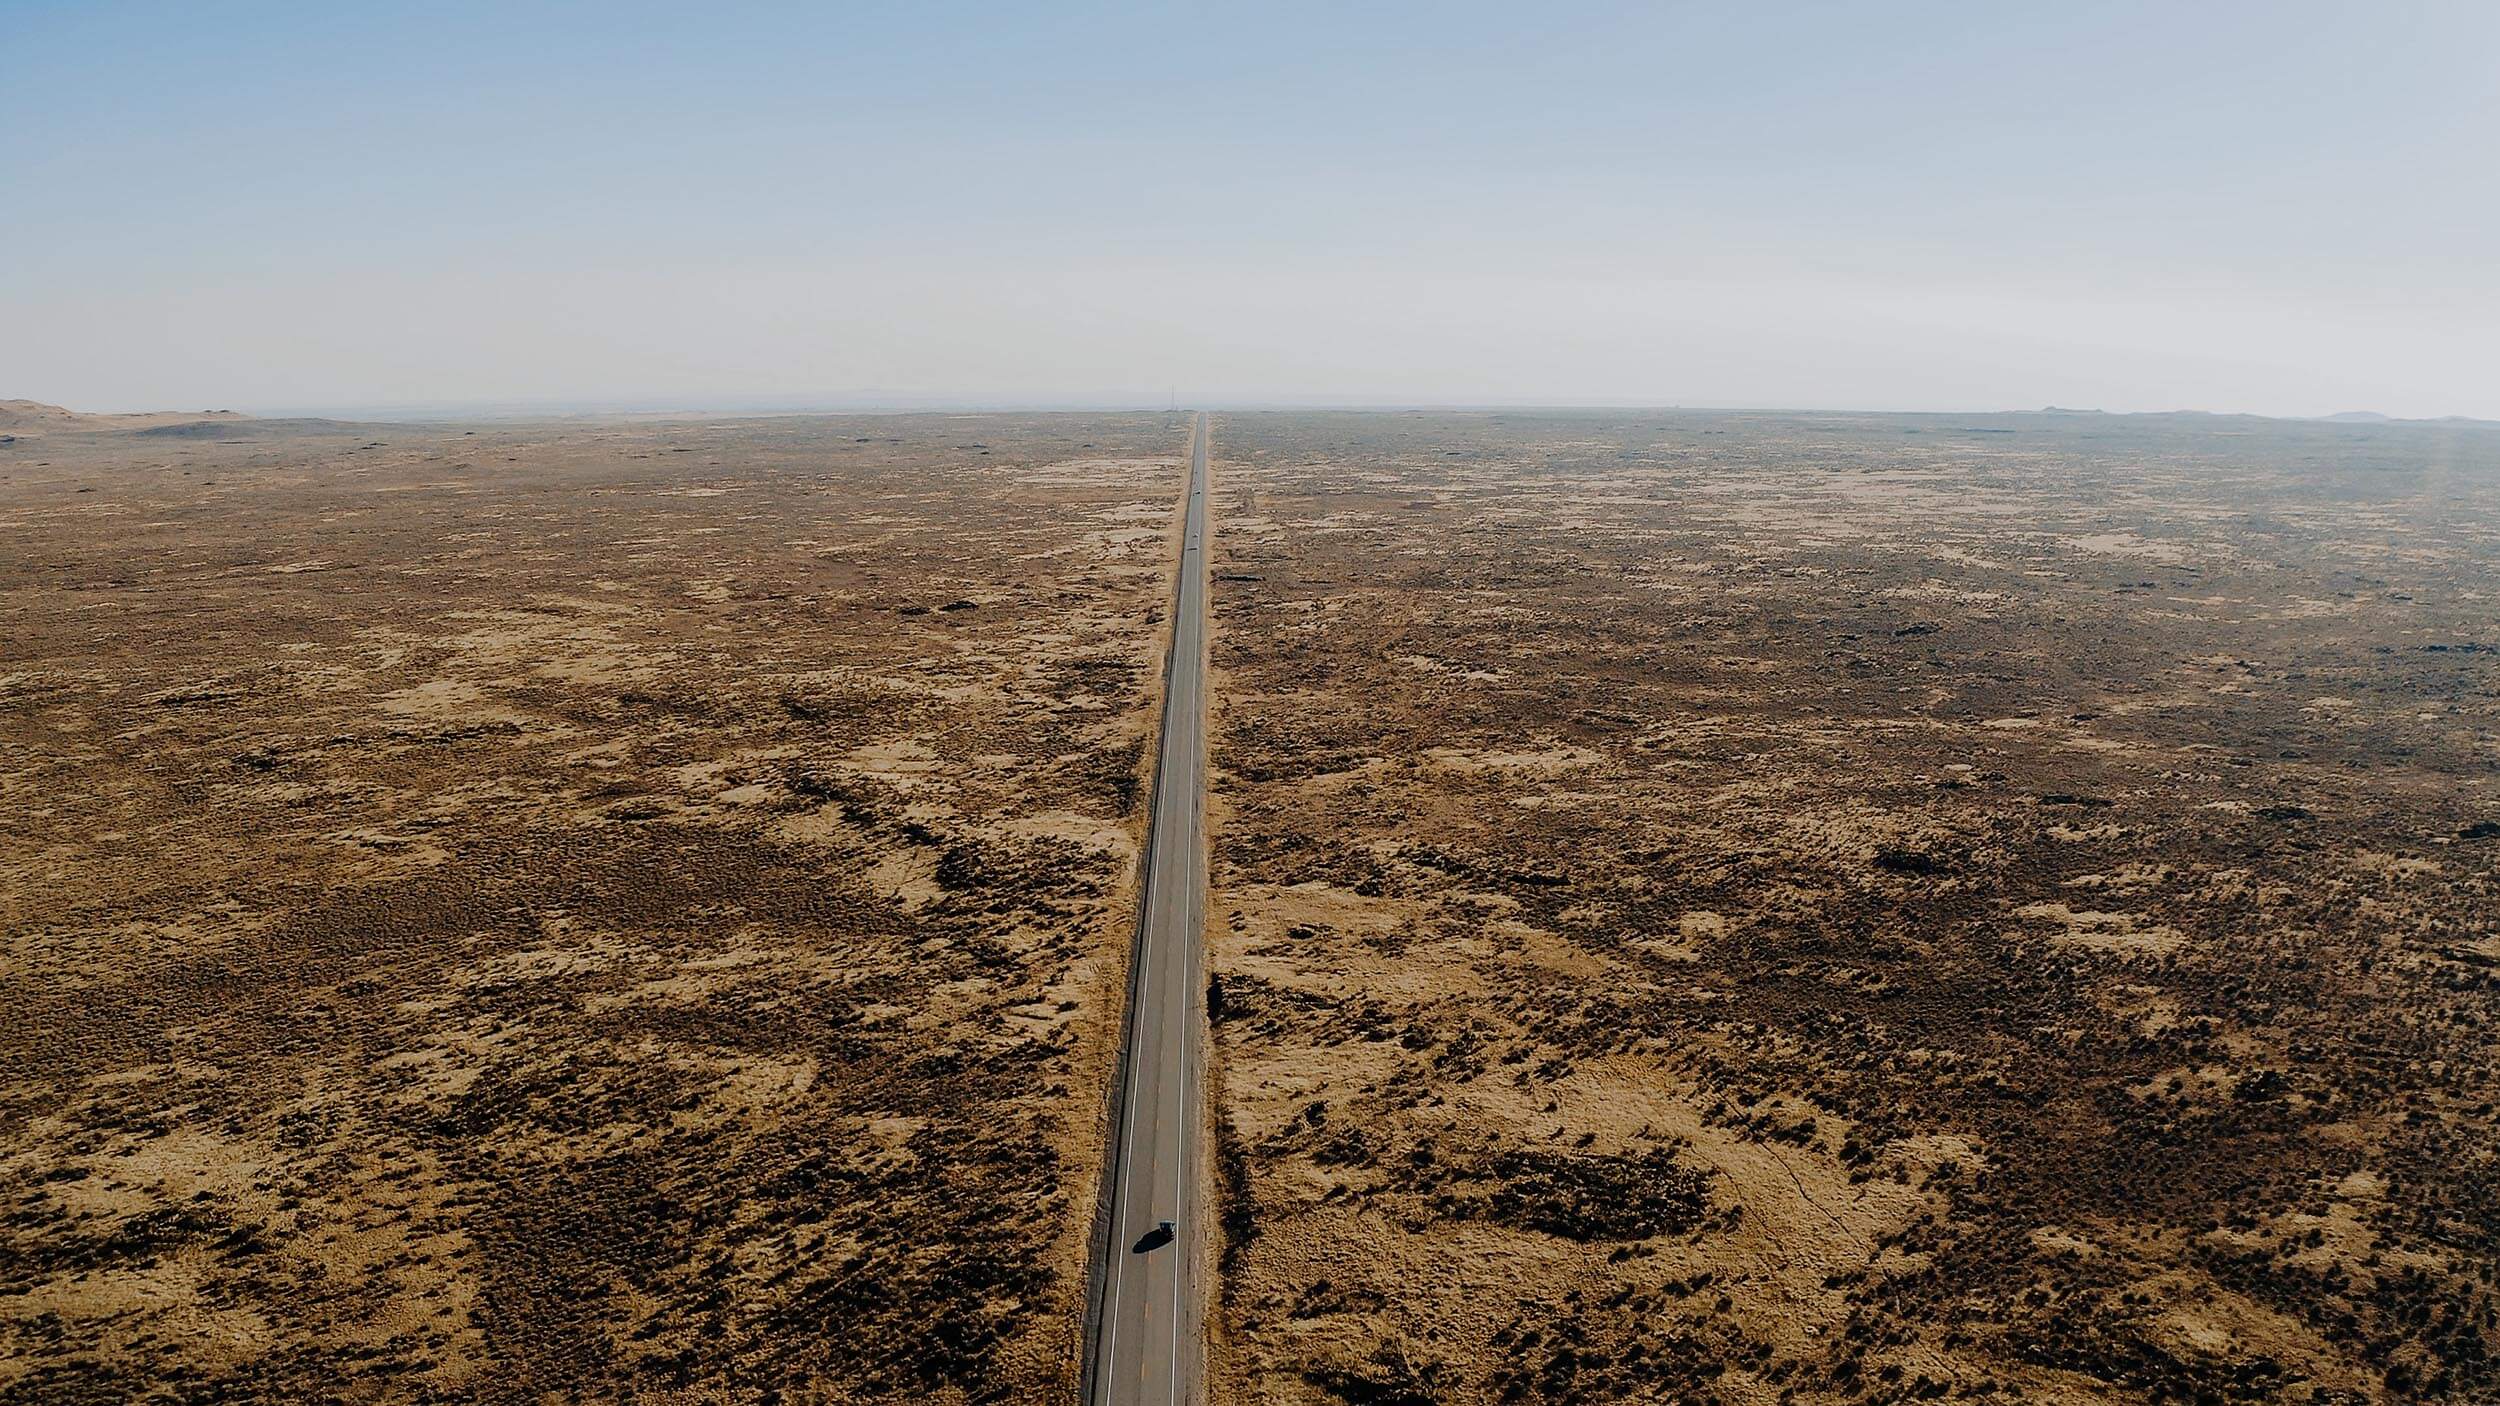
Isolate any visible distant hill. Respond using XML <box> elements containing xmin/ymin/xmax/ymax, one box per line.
<box><xmin>0</xmin><ymin>399</ymin><xmax>250</xmax><ymax>433</ymax></box>
<box><xmin>2321</xmin><ymin>411</ymin><xmax>2395</xmax><ymax>423</ymax></box>
<box><xmin>0</xmin><ymin>399</ymin><xmax>88</xmax><ymax>429</ymax></box>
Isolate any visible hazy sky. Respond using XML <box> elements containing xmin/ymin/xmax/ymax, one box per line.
<box><xmin>7</xmin><ymin>1</ymin><xmax>2497</xmax><ymax>416</ymax></box>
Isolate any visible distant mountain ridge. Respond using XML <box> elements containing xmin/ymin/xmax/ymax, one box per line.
<box><xmin>2037</xmin><ymin>405</ymin><xmax>2495</xmax><ymax>427</ymax></box>
<box><xmin>2040</xmin><ymin>407</ymin><xmax>2497</xmax><ymax>427</ymax></box>
<box><xmin>2313</xmin><ymin>409</ymin><xmax>2500</xmax><ymax>427</ymax></box>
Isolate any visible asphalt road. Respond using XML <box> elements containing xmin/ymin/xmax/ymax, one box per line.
<box><xmin>1082</xmin><ymin>413</ymin><xmax>1211</xmax><ymax>1406</ymax></box>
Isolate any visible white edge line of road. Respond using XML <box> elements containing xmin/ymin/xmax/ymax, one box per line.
<box><xmin>1171</xmin><ymin>418</ymin><xmax>1202</xmax><ymax>1405</ymax></box>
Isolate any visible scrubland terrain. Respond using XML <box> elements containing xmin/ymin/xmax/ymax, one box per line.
<box><xmin>9</xmin><ymin>404</ymin><xmax>2497</xmax><ymax>1406</ymax></box>
<box><xmin>0</xmin><ymin>412</ymin><xmax>1187</xmax><ymax>1403</ymax></box>
<box><xmin>1204</xmin><ymin>411</ymin><xmax>2500</xmax><ymax>1405</ymax></box>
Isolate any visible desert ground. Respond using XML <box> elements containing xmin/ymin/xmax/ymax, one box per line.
<box><xmin>0</xmin><ymin>409</ymin><xmax>1190</xmax><ymax>1403</ymax></box>
<box><xmin>1203</xmin><ymin>411</ymin><xmax>2500</xmax><ymax>1405</ymax></box>
<box><xmin>7</xmin><ymin>405</ymin><xmax>2498</xmax><ymax>1406</ymax></box>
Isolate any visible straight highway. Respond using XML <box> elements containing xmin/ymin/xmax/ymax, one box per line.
<box><xmin>1082</xmin><ymin>413</ymin><xmax>1211</xmax><ymax>1406</ymax></box>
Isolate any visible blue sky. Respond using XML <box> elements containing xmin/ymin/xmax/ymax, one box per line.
<box><xmin>6</xmin><ymin>1</ymin><xmax>2496</xmax><ymax>415</ymax></box>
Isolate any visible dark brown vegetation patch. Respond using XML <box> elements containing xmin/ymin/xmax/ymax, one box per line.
<box><xmin>1444</xmin><ymin>1147</ymin><xmax>1715</xmax><ymax>1241</ymax></box>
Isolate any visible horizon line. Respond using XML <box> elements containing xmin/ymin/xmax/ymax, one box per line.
<box><xmin>30</xmin><ymin>393</ymin><xmax>2497</xmax><ymax>427</ymax></box>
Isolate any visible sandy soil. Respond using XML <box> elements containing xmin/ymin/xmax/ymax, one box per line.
<box><xmin>1201</xmin><ymin>410</ymin><xmax>2500</xmax><ymax>1406</ymax></box>
<box><xmin>0</xmin><ymin>411</ymin><xmax>1190</xmax><ymax>1404</ymax></box>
